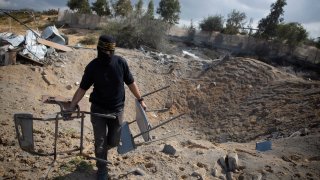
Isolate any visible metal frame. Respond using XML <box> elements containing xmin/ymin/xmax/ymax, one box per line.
<box><xmin>117</xmin><ymin>85</ymin><xmax>185</xmax><ymax>154</ymax></box>
<box><xmin>14</xmin><ymin>110</ymin><xmax>115</xmax><ymax>164</ymax></box>
<box><xmin>14</xmin><ymin>95</ymin><xmax>116</xmax><ymax>165</ymax></box>
<box><xmin>13</xmin><ymin>85</ymin><xmax>185</xmax><ymax>177</ymax></box>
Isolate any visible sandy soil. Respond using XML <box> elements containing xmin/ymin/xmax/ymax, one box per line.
<box><xmin>0</xmin><ymin>16</ymin><xmax>320</xmax><ymax>180</ymax></box>
<box><xmin>0</xmin><ymin>47</ymin><xmax>319</xmax><ymax>180</ymax></box>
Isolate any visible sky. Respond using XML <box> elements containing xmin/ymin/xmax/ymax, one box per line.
<box><xmin>1</xmin><ymin>0</ymin><xmax>319</xmax><ymax>38</ymax></box>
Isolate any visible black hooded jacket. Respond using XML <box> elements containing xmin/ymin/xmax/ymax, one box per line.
<box><xmin>79</xmin><ymin>55</ymin><xmax>134</xmax><ymax>112</ymax></box>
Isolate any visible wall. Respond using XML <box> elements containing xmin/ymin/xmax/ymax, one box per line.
<box><xmin>58</xmin><ymin>10</ymin><xmax>108</xmax><ymax>29</ymax></box>
<box><xmin>168</xmin><ymin>26</ymin><xmax>320</xmax><ymax>64</ymax></box>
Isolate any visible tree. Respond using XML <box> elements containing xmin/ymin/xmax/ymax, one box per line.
<box><xmin>114</xmin><ymin>0</ymin><xmax>133</xmax><ymax>17</ymax></box>
<box><xmin>256</xmin><ymin>0</ymin><xmax>287</xmax><ymax>39</ymax></box>
<box><xmin>223</xmin><ymin>9</ymin><xmax>246</xmax><ymax>35</ymax></box>
<box><xmin>146</xmin><ymin>0</ymin><xmax>155</xmax><ymax>19</ymax></box>
<box><xmin>157</xmin><ymin>0</ymin><xmax>181</xmax><ymax>25</ymax></box>
<box><xmin>67</xmin><ymin>0</ymin><xmax>78</xmax><ymax>11</ymax></box>
<box><xmin>275</xmin><ymin>22</ymin><xmax>308</xmax><ymax>48</ymax></box>
<box><xmin>67</xmin><ymin>0</ymin><xmax>91</xmax><ymax>14</ymax></box>
<box><xmin>199</xmin><ymin>15</ymin><xmax>224</xmax><ymax>32</ymax></box>
<box><xmin>91</xmin><ymin>0</ymin><xmax>111</xmax><ymax>16</ymax></box>
<box><xmin>135</xmin><ymin>0</ymin><xmax>143</xmax><ymax>17</ymax></box>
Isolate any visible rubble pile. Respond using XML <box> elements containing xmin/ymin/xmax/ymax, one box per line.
<box><xmin>0</xmin><ymin>25</ymin><xmax>70</xmax><ymax>66</ymax></box>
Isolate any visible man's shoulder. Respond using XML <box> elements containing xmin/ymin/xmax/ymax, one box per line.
<box><xmin>85</xmin><ymin>58</ymin><xmax>99</xmax><ymax>70</ymax></box>
<box><xmin>87</xmin><ymin>58</ymin><xmax>100</xmax><ymax>66</ymax></box>
<box><xmin>114</xmin><ymin>55</ymin><xmax>125</xmax><ymax>61</ymax></box>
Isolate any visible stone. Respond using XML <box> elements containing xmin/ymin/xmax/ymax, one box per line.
<box><xmin>211</xmin><ymin>167</ymin><xmax>219</xmax><ymax>177</ymax></box>
<box><xmin>0</xmin><ymin>154</ymin><xmax>4</xmax><ymax>161</ymax></box>
<box><xmin>130</xmin><ymin>168</ymin><xmax>145</xmax><ymax>176</ymax></box>
<box><xmin>227</xmin><ymin>153</ymin><xmax>239</xmax><ymax>172</ymax></box>
<box><xmin>239</xmin><ymin>172</ymin><xmax>262</xmax><ymax>180</ymax></box>
<box><xmin>191</xmin><ymin>169</ymin><xmax>206</xmax><ymax>180</ymax></box>
<box><xmin>162</xmin><ymin>144</ymin><xmax>176</xmax><ymax>155</ymax></box>
<box><xmin>66</xmin><ymin>85</ymin><xmax>72</xmax><ymax>90</ymax></box>
<box><xmin>253</xmin><ymin>173</ymin><xmax>262</xmax><ymax>180</ymax></box>
<box><xmin>299</xmin><ymin>128</ymin><xmax>310</xmax><ymax>136</ymax></box>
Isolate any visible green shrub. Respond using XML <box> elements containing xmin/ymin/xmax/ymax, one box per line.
<box><xmin>102</xmin><ymin>15</ymin><xmax>170</xmax><ymax>52</ymax></box>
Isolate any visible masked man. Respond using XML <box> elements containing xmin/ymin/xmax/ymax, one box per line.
<box><xmin>68</xmin><ymin>35</ymin><xmax>146</xmax><ymax>179</ymax></box>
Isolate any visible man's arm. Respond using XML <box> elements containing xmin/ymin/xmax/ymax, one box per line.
<box><xmin>128</xmin><ymin>82</ymin><xmax>147</xmax><ymax>110</ymax></box>
<box><xmin>69</xmin><ymin>87</ymin><xmax>87</xmax><ymax>110</ymax></box>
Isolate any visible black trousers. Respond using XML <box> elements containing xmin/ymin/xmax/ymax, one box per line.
<box><xmin>90</xmin><ymin>104</ymin><xmax>123</xmax><ymax>173</ymax></box>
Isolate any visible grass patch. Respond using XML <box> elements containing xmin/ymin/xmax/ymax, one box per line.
<box><xmin>79</xmin><ymin>35</ymin><xmax>97</xmax><ymax>45</ymax></box>
<box><xmin>62</xmin><ymin>28</ymin><xmax>78</xmax><ymax>35</ymax></box>
<box><xmin>59</xmin><ymin>156</ymin><xmax>94</xmax><ymax>173</ymax></box>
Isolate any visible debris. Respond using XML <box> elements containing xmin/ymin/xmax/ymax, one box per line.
<box><xmin>17</xmin><ymin>53</ymin><xmax>44</xmax><ymax>66</ymax></box>
<box><xmin>37</xmin><ymin>38</ymin><xmax>73</xmax><ymax>52</ymax></box>
<box><xmin>289</xmin><ymin>131</ymin><xmax>301</xmax><ymax>137</ymax></box>
<box><xmin>0</xmin><ymin>46</ymin><xmax>8</xmax><ymax>66</ymax></box>
<box><xmin>299</xmin><ymin>128</ymin><xmax>310</xmax><ymax>136</ymax></box>
<box><xmin>182</xmin><ymin>50</ymin><xmax>199</xmax><ymax>59</ymax></box>
<box><xmin>2</xmin><ymin>11</ymin><xmax>72</xmax><ymax>66</ymax></box>
<box><xmin>41</xmin><ymin>25</ymin><xmax>66</xmax><ymax>45</ymax></box>
<box><xmin>22</xmin><ymin>30</ymin><xmax>47</xmax><ymax>60</ymax></box>
<box><xmin>256</xmin><ymin>140</ymin><xmax>272</xmax><ymax>152</ymax></box>
<box><xmin>0</xmin><ymin>32</ymin><xmax>24</xmax><ymax>47</ymax></box>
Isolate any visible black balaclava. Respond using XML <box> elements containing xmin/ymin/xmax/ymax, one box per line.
<box><xmin>97</xmin><ymin>35</ymin><xmax>116</xmax><ymax>64</ymax></box>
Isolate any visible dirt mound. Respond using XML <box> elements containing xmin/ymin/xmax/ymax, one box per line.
<box><xmin>0</xmin><ymin>48</ymin><xmax>319</xmax><ymax>179</ymax></box>
<box><xmin>169</xmin><ymin>57</ymin><xmax>320</xmax><ymax>142</ymax></box>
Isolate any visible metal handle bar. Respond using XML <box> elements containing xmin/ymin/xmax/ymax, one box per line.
<box><xmin>20</xmin><ymin>111</ymin><xmax>116</xmax><ymax>121</ymax></box>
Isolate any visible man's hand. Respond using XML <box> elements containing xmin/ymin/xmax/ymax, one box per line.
<box><xmin>140</xmin><ymin>101</ymin><xmax>147</xmax><ymax>111</ymax></box>
<box><xmin>62</xmin><ymin>106</ymin><xmax>77</xmax><ymax>120</ymax></box>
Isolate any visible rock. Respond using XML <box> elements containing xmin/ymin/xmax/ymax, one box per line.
<box><xmin>129</xmin><ymin>168</ymin><xmax>145</xmax><ymax>176</ymax></box>
<box><xmin>227</xmin><ymin>153</ymin><xmax>238</xmax><ymax>172</ymax></box>
<box><xmin>299</xmin><ymin>128</ymin><xmax>310</xmax><ymax>136</ymax></box>
<box><xmin>239</xmin><ymin>173</ymin><xmax>262</xmax><ymax>180</ymax></box>
<box><xmin>42</xmin><ymin>75</ymin><xmax>54</xmax><ymax>85</ymax></box>
<box><xmin>66</xmin><ymin>85</ymin><xmax>72</xmax><ymax>90</ymax></box>
<box><xmin>0</xmin><ymin>154</ymin><xmax>4</xmax><ymax>161</ymax></box>
<box><xmin>253</xmin><ymin>173</ymin><xmax>262</xmax><ymax>180</ymax></box>
<box><xmin>30</xmin><ymin>67</ymin><xmax>36</xmax><ymax>71</ymax></box>
<box><xmin>211</xmin><ymin>167</ymin><xmax>219</xmax><ymax>177</ymax></box>
<box><xmin>162</xmin><ymin>144</ymin><xmax>176</xmax><ymax>155</ymax></box>
<box><xmin>191</xmin><ymin>169</ymin><xmax>206</xmax><ymax>180</ymax></box>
